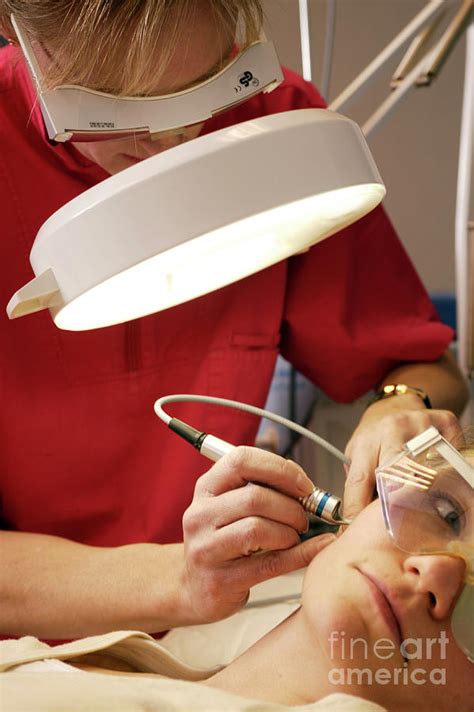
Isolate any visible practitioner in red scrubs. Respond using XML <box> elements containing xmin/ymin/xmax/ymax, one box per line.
<box><xmin>0</xmin><ymin>0</ymin><xmax>468</xmax><ymax>639</ymax></box>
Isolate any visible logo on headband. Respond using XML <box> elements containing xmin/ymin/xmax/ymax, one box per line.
<box><xmin>238</xmin><ymin>71</ymin><xmax>260</xmax><ymax>89</ymax></box>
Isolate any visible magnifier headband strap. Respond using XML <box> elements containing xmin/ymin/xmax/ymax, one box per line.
<box><xmin>11</xmin><ymin>13</ymin><xmax>284</xmax><ymax>143</ymax></box>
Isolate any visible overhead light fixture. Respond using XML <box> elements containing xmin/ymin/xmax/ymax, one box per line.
<box><xmin>7</xmin><ymin>109</ymin><xmax>385</xmax><ymax>331</ymax></box>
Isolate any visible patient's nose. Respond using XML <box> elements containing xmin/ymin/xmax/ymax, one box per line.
<box><xmin>403</xmin><ymin>554</ymin><xmax>466</xmax><ymax>620</ymax></box>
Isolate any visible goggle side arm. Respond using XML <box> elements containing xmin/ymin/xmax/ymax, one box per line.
<box><xmin>405</xmin><ymin>426</ymin><xmax>474</xmax><ymax>489</ymax></box>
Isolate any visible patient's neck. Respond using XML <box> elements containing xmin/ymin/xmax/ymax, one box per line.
<box><xmin>205</xmin><ymin>606</ymin><xmax>326</xmax><ymax>705</ymax></box>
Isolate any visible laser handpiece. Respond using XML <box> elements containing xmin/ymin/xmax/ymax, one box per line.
<box><xmin>298</xmin><ymin>488</ymin><xmax>350</xmax><ymax>526</ymax></box>
<box><xmin>168</xmin><ymin>416</ymin><xmax>351</xmax><ymax>527</ymax></box>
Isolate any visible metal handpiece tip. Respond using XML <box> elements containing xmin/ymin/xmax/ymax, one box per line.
<box><xmin>323</xmin><ymin>505</ymin><xmax>352</xmax><ymax>526</ymax></box>
<box><xmin>331</xmin><ymin>514</ymin><xmax>352</xmax><ymax>526</ymax></box>
<box><xmin>299</xmin><ymin>488</ymin><xmax>352</xmax><ymax>527</ymax></box>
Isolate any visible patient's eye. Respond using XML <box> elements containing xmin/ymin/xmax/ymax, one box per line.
<box><xmin>428</xmin><ymin>491</ymin><xmax>463</xmax><ymax>536</ymax></box>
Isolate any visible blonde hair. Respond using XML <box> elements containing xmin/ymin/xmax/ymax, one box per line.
<box><xmin>0</xmin><ymin>0</ymin><xmax>264</xmax><ymax>95</ymax></box>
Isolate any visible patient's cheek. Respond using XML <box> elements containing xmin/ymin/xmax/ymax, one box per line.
<box><xmin>303</xmin><ymin>502</ymin><xmax>385</xmax><ymax>591</ymax></box>
<box><xmin>336</xmin><ymin>523</ymin><xmax>349</xmax><ymax>538</ymax></box>
<box><xmin>339</xmin><ymin>500</ymin><xmax>383</xmax><ymax>541</ymax></box>
<box><xmin>304</xmin><ymin>536</ymin><xmax>340</xmax><ymax>585</ymax></box>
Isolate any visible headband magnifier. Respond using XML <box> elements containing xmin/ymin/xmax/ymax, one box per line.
<box><xmin>11</xmin><ymin>14</ymin><xmax>284</xmax><ymax>143</ymax></box>
<box><xmin>376</xmin><ymin>426</ymin><xmax>474</xmax><ymax>662</ymax></box>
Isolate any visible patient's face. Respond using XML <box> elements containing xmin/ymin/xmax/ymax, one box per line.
<box><xmin>301</xmin><ymin>499</ymin><xmax>473</xmax><ymax>711</ymax></box>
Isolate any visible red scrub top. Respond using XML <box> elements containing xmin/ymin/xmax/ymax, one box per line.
<box><xmin>0</xmin><ymin>46</ymin><xmax>452</xmax><ymax>546</ymax></box>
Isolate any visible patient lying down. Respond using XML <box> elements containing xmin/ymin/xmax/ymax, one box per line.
<box><xmin>1</xmin><ymin>496</ymin><xmax>472</xmax><ymax>712</ymax></box>
<box><xmin>208</xmin><ymin>496</ymin><xmax>473</xmax><ymax>711</ymax></box>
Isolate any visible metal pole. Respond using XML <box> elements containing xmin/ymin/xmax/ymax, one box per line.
<box><xmin>298</xmin><ymin>0</ymin><xmax>312</xmax><ymax>82</ymax></box>
<box><xmin>455</xmin><ymin>14</ymin><xmax>474</xmax><ymax>385</ymax></box>
<box><xmin>320</xmin><ymin>0</ymin><xmax>337</xmax><ymax>100</ymax></box>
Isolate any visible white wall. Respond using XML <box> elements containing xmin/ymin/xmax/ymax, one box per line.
<box><xmin>262</xmin><ymin>0</ymin><xmax>468</xmax><ymax>294</ymax></box>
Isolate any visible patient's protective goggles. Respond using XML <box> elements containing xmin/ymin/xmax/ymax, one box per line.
<box><xmin>11</xmin><ymin>14</ymin><xmax>283</xmax><ymax>143</ymax></box>
<box><xmin>376</xmin><ymin>426</ymin><xmax>474</xmax><ymax>662</ymax></box>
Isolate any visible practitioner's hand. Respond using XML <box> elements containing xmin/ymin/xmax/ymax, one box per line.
<box><xmin>343</xmin><ymin>400</ymin><xmax>462</xmax><ymax>521</ymax></box>
<box><xmin>181</xmin><ymin>446</ymin><xmax>335</xmax><ymax>623</ymax></box>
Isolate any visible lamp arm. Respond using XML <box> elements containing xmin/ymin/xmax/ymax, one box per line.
<box><xmin>362</xmin><ymin>43</ymin><xmax>438</xmax><ymax>139</ymax></box>
<box><xmin>329</xmin><ymin>0</ymin><xmax>446</xmax><ymax>114</ymax></box>
<box><xmin>418</xmin><ymin>0</ymin><xmax>474</xmax><ymax>84</ymax></box>
<box><xmin>390</xmin><ymin>8</ymin><xmax>448</xmax><ymax>86</ymax></box>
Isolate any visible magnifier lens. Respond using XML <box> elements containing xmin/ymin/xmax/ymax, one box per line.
<box><xmin>377</xmin><ymin>455</ymin><xmax>473</xmax><ymax>556</ymax></box>
<box><xmin>377</xmin><ymin>449</ymin><xmax>474</xmax><ymax>662</ymax></box>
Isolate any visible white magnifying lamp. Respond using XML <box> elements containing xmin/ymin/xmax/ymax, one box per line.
<box><xmin>7</xmin><ymin>108</ymin><xmax>386</xmax><ymax>331</ymax></box>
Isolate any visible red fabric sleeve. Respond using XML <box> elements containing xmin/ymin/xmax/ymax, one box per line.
<box><xmin>280</xmin><ymin>206</ymin><xmax>453</xmax><ymax>402</ymax></box>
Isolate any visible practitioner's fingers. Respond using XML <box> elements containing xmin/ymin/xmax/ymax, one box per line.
<box><xmin>181</xmin><ymin>446</ymin><xmax>329</xmax><ymax>623</ymax></box>
<box><xmin>181</xmin><ymin>531</ymin><xmax>336</xmax><ymax>624</ymax></box>
<box><xmin>186</xmin><ymin>516</ymin><xmax>301</xmax><ymax>565</ymax></box>
<box><xmin>344</xmin><ymin>408</ymin><xmax>463</xmax><ymax>521</ymax></box>
<box><xmin>194</xmin><ymin>446</ymin><xmax>314</xmax><ymax>499</ymax></box>
<box><xmin>235</xmin><ymin>533</ymin><xmax>337</xmax><ymax>588</ymax></box>
<box><xmin>186</xmin><ymin>482</ymin><xmax>309</xmax><ymax>534</ymax></box>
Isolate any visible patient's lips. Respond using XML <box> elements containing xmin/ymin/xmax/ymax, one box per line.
<box><xmin>357</xmin><ymin>568</ymin><xmax>404</xmax><ymax>647</ymax></box>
